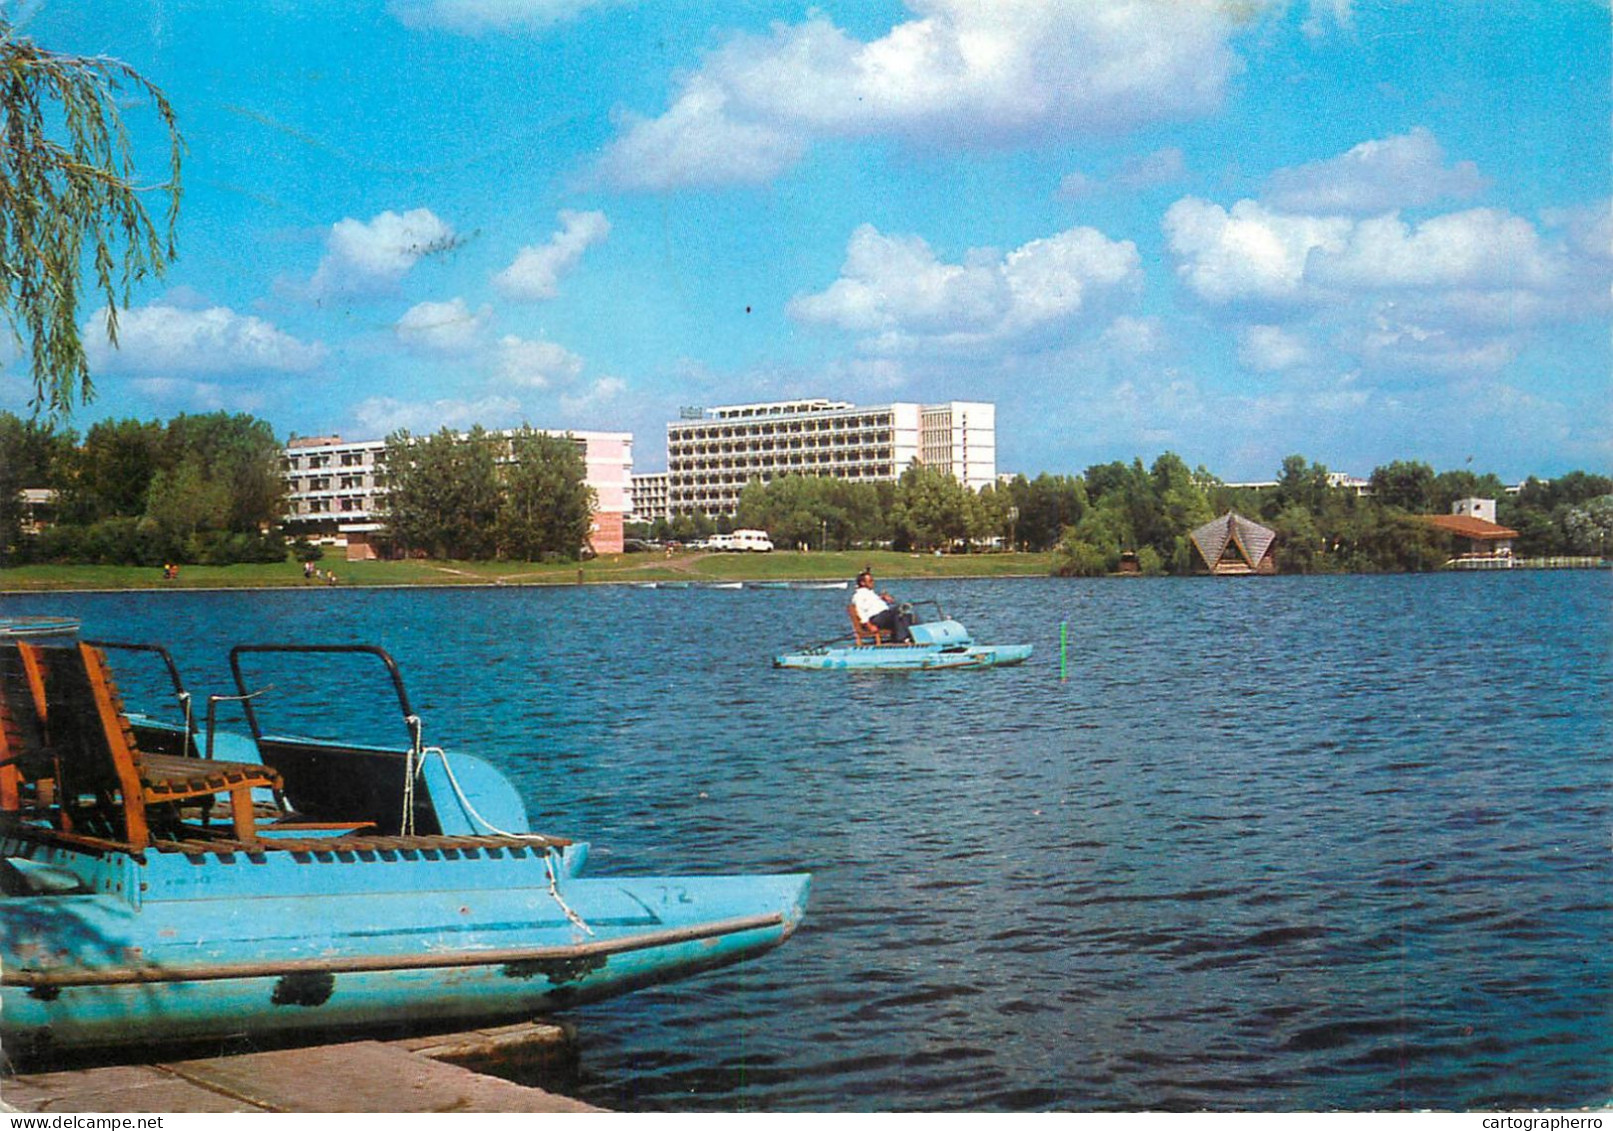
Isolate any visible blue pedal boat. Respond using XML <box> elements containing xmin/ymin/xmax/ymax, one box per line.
<box><xmin>0</xmin><ymin>637</ymin><xmax>809</xmax><ymax>1059</ymax></box>
<box><xmin>773</xmin><ymin>601</ymin><xmax>1032</xmax><ymax>671</ymax></box>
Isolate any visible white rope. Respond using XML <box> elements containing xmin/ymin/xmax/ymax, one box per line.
<box><xmin>401</xmin><ymin>715</ymin><xmax>422</xmax><ymax>836</ymax></box>
<box><xmin>417</xmin><ymin>744</ymin><xmax>593</xmax><ymax>936</ymax></box>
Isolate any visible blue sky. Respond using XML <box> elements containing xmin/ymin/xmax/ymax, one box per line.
<box><xmin>5</xmin><ymin>0</ymin><xmax>1608</xmax><ymax>480</ymax></box>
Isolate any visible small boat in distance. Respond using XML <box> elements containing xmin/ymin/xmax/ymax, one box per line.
<box><xmin>774</xmin><ymin>601</ymin><xmax>1032</xmax><ymax>671</ymax></box>
<box><xmin>0</xmin><ymin>635</ymin><xmax>808</xmax><ymax>1059</ymax></box>
<box><xmin>0</xmin><ymin>616</ymin><xmax>80</xmax><ymax>639</ymax></box>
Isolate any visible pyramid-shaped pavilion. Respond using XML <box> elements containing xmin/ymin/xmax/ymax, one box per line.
<box><xmin>1190</xmin><ymin>512</ymin><xmax>1277</xmax><ymax>575</ymax></box>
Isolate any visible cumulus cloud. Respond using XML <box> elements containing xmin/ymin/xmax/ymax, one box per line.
<box><xmin>351</xmin><ymin>394</ymin><xmax>524</xmax><ymax>436</ymax></box>
<box><xmin>493</xmin><ymin>210</ymin><xmax>611</xmax><ymax>300</ymax></box>
<box><xmin>789</xmin><ymin>222</ymin><xmax>1140</xmax><ymax>353</ymax></box>
<box><xmin>1166</xmin><ymin>136</ymin><xmax>1598</xmax><ymax>380</ymax></box>
<box><xmin>306</xmin><ymin>209</ymin><xmax>457</xmax><ymax>298</ymax></box>
<box><xmin>84</xmin><ymin>302</ymin><xmax>326</xmax><ymax>374</ymax></box>
<box><xmin>387</xmin><ymin>0</ymin><xmax>618</xmax><ymax>34</ymax></box>
<box><xmin>395</xmin><ymin>298</ymin><xmax>493</xmax><ymax>353</ymax></box>
<box><xmin>1264</xmin><ymin>128</ymin><xmax>1487</xmax><ymax>215</ymax></box>
<box><xmin>1307</xmin><ymin>208</ymin><xmax>1561</xmax><ymax>292</ymax></box>
<box><xmin>597</xmin><ymin>1</ymin><xmax>1245</xmax><ymax>189</ymax></box>
<box><xmin>495</xmin><ymin>335</ymin><xmax>585</xmax><ymax>388</ymax></box>
<box><xmin>1163</xmin><ymin>198</ymin><xmax>1351</xmax><ymax>305</ymax></box>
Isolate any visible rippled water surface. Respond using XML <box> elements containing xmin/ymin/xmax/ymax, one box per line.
<box><xmin>6</xmin><ymin>571</ymin><xmax>1608</xmax><ymax>1111</ymax></box>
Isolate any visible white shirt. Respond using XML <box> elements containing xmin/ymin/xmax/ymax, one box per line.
<box><xmin>850</xmin><ymin>586</ymin><xmax>888</xmax><ymax>621</ymax></box>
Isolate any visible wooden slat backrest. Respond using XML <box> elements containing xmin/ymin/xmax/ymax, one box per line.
<box><xmin>24</xmin><ymin>642</ymin><xmax>281</xmax><ymax>849</ymax></box>
<box><xmin>0</xmin><ymin>642</ymin><xmax>51</xmax><ymax>810</ymax></box>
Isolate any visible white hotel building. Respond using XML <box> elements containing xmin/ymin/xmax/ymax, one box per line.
<box><xmin>282</xmin><ymin>430</ymin><xmax>633</xmax><ymax>558</ymax></box>
<box><xmin>658</xmin><ymin>399</ymin><xmax>995</xmax><ymax>519</ymax></box>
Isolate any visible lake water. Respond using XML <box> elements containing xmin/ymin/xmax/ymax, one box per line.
<box><xmin>3</xmin><ymin>571</ymin><xmax>1608</xmax><ymax>1111</ymax></box>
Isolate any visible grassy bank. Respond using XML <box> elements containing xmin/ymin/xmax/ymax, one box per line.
<box><xmin>0</xmin><ymin>550</ymin><xmax>1056</xmax><ymax>592</ymax></box>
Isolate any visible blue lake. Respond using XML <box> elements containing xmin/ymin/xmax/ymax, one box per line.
<box><xmin>3</xmin><ymin>570</ymin><xmax>1608</xmax><ymax>1111</ymax></box>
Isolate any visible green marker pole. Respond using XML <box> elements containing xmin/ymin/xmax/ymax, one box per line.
<box><xmin>1060</xmin><ymin>621</ymin><xmax>1067</xmax><ymax>682</ymax></box>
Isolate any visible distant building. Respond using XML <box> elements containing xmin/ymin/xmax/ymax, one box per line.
<box><xmin>1191</xmin><ymin>512</ymin><xmax>1278</xmax><ymax>575</ymax></box>
<box><xmin>665</xmin><ymin>398</ymin><xmax>996</xmax><ymax>517</ymax></box>
<box><xmin>1223</xmin><ymin>472</ymin><xmax>1371</xmax><ymax>496</ymax></box>
<box><xmin>628</xmin><ymin>472</ymin><xmax>669</xmax><ymax>525</ymax></box>
<box><xmin>1420</xmin><ymin>498</ymin><xmax>1517</xmax><ymax>568</ymax></box>
<box><xmin>17</xmin><ymin>488</ymin><xmax>57</xmax><ymax>536</ymax></box>
<box><xmin>282</xmin><ymin>430</ymin><xmax>633</xmax><ymax>559</ymax></box>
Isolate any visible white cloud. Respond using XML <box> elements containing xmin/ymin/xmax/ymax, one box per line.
<box><xmin>1265</xmin><ymin>129</ymin><xmax>1486</xmax><ymax>215</ymax></box>
<box><xmin>1163</xmin><ymin>197</ymin><xmax>1350</xmax><ymax>305</ymax></box>
<box><xmin>598</xmin><ymin>1</ymin><xmax>1246</xmax><ymax>189</ymax></box>
<box><xmin>495</xmin><ymin>335</ymin><xmax>585</xmax><ymax>388</ymax></box>
<box><xmin>306</xmin><ymin>209</ymin><xmax>457</xmax><ymax>298</ymax></box>
<box><xmin>84</xmin><ymin>302</ymin><xmax>326</xmax><ymax>374</ymax></box>
<box><xmin>395</xmin><ymin>298</ymin><xmax>492</xmax><ymax>353</ymax></box>
<box><xmin>493</xmin><ymin>210</ymin><xmax>611</xmax><ymax>300</ymax></box>
<box><xmin>1238</xmin><ymin>324</ymin><xmax>1315</xmax><ymax>372</ymax></box>
<box><xmin>351</xmin><ymin>394</ymin><xmax>524</xmax><ymax>436</ymax></box>
<box><xmin>387</xmin><ymin>0</ymin><xmax>618</xmax><ymax>34</ymax></box>
<box><xmin>789</xmin><ymin>222</ymin><xmax>1140</xmax><ymax>353</ymax></box>
<box><xmin>559</xmin><ymin>375</ymin><xmax>627</xmax><ymax>416</ymax></box>
<box><xmin>1308</xmin><ymin>208</ymin><xmax>1562</xmax><ymax>292</ymax></box>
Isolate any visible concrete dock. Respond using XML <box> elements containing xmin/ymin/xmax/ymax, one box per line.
<box><xmin>1</xmin><ymin>1023</ymin><xmax>602</xmax><ymax>1113</ymax></box>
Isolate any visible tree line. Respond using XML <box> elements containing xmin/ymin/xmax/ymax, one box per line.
<box><xmin>4</xmin><ymin>408</ymin><xmax>1609</xmax><ymax>572</ymax></box>
<box><xmin>1</xmin><ymin>411</ymin><xmax>285</xmax><ymax>565</ymax></box>
<box><xmin>0</xmin><ymin>413</ymin><xmax>598</xmax><ymax>566</ymax></box>
<box><xmin>638</xmin><ymin>452</ymin><xmax>1613</xmax><ymax>575</ymax></box>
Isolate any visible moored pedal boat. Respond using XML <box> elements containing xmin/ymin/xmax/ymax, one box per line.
<box><xmin>0</xmin><ymin>637</ymin><xmax>809</xmax><ymax>1058</ymax></box>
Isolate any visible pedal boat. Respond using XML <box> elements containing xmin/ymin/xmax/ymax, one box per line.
<box><xmin>0</xmin><ymin>637</ymin><xmax>809</xmax><ymax>1059</ymax></box>
<box><xmin>773</xmin><ymin>603</ymin><xmax>1032</xmax><ymax>671</ymax></box>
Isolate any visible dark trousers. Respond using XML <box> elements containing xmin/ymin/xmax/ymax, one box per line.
<box><xmin>869</xmin><ymin>607</ymin><xmax>911</xmax><ymax>643</ymax></box>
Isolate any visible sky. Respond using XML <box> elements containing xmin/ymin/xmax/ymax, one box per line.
<box><xmin>3</xmin><ymin>0</ymin><xmax>1609</xmax><ymax>481</ymax></box>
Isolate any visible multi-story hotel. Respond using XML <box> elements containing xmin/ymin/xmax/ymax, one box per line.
<box><xmin>627</xmin><ymin>471</ymin><xmax>669</xmax><ymax>526</ymax></box>
<box><xmin>662</xmin><ymin>399</ymin><xmax>995</xmax><ymax>518</ymax></box>
<box><xmin>282</xmin><ymin>430</ymin><xmax>633</xmax><ymax>558</ymax></box>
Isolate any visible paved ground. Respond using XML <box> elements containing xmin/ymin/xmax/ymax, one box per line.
<box><xmin>0</xmin><ymin>1024</ymin><xmax>601</xmax><ymax>1114</ymax></box>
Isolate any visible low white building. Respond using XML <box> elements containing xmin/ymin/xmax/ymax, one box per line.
<box><xmin>282</xmin><ymin>430</ymin><xmax>633</xmax><ymax>558</ymax></box>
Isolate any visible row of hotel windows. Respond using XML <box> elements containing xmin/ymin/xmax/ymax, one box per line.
<box><xmin>670</xmin><ymin>435</ymin><xmax>891</xmax><ymax>458</ymax></box>
<box><xmin>283</xmin><ymin>452</ymin><xmax>375</xmax><ymax>472</ymax></box>
<box><xmin>670</xmin><ymin>416</ymin><xmax>894</xmax><ymax>443</ymax></box>
<box><xmin>287</xmin><ymin>475</ymin><xmax>380</xmax><ymax>493</ymax></box>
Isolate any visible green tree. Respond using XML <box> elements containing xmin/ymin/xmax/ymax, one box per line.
<box><xmin>63</xmin><ymin>417</ymin><xmax>165</xmax><ymax>521</ymax></box>
<box><xmin>1369</xmin><ymin>460</ymin><xmax>1437</xmax><ymax>512</ymax></box>
<box><xmin>0</xmin><ymin>410</ymin><xmax>74</xmax><ymax>560</ymax></box>
<box><xmin>891</xmin><ymin>461</ymin><xmax>984</xmax><ymax>551</ymax></box>
<box><xmin>496</xmin><ymin>429</ymin><xmax>596</xmax><ymax>560</ymax></box>
<box><xmin>0</xmin><ymin>23</ymin><xmax>183</xmax><ymax>413</ymax></box>
<box><xmin>382</xmin><ymin>427</ymin><xmax>501</xmax><ymax>559</ymax></box>
<box><xmin>1563</xmin><ymin>495</ymin><xmax>1613</xmax><ymax>558</ymax></box>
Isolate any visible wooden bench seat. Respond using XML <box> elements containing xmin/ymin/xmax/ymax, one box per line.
<box><xmin>848</xmin><ymin>606</ymin><xmax>889</xmax><ymax>646</ymax></box>
<box><xmin>21</xmin><ymin>642</ymin><xmax>283</xmax><ymax>850</ymax></box>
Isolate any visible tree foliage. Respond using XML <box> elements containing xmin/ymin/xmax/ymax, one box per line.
<box><xmin>2</xmin><ymin>410</ymin><xmax>283</xmax><ymax>565</ymax></box>
<box><xmin>0</xmin><ymin>23</ymin><xmax>183</xmax><ymax>413</ymax></box>
<box><xmin>495</xmin><ymin>429</ymin><xmax>597</xmax><ymax>560</ymax></box>
<box><xmin>382</xmin><ymin>427</ymin><xmax>597</xmax><ymax>561</ymax></box>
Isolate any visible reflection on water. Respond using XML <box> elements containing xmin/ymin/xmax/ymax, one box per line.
<box><xmin>8</xmin><ymin>570</ymin><xmax>1609</xmax><ymax>1111</ymax></box>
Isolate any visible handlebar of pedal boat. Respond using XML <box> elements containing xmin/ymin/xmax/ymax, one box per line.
<box><xmin>228</xmin><ymin>643</ymin><xmax>417</xmax><ymax>743</ymax></box>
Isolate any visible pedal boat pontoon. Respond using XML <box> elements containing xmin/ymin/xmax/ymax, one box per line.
<box><xmin>0</xmin><ymin>638</ymin><xmax>809</xmax><ymax>1059</ymax></box>
<box><xmin>773</xmin><ymin>601</ymin><xmax>1033</xmax><ymax>671</ymax></box>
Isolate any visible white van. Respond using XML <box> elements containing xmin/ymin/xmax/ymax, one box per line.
<box><xmin>729</xmin><ymin>529</ymin><xmax>774</xmax><ymax>552</ymax></box>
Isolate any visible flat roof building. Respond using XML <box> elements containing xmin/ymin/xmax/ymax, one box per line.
<box><xmin>665</xmin><ymin>399</ymin><xmax>995</xmax><ymax>517</ymax></box>
<box><xmin>282</xmin><ymin>429</ymin><xmax>632</xmax><ymax>558</ymax></box>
